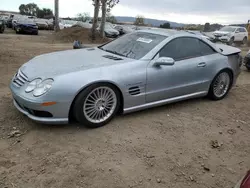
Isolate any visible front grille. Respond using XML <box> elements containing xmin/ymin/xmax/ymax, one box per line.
<box><xmin>13</xmin><ymin>69</ymin><xmax>28</xmax><ymax>87</ymax></box>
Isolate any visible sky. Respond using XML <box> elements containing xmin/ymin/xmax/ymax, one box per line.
<box><xmin>1</xmin><ymin>0</ymin><xmax>250</xmax><ymax>24</ymax></box>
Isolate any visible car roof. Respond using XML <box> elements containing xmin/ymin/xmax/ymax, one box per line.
<box><xmin>224</xmin><ymin>26</ymin><xmax>244</xmax><ymax>29</ymax></box>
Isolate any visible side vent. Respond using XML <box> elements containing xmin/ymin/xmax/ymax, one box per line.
<box><xmin>103</xmin><ymin>55</ymin><xmax>123</xmax><ymax>61</ymax></box>
<box><xmin>128</xmin><ymin>86</ymin><xmax>140</xmax><ymax>96</ymax></box>
<box><xmin>87</xmin><ymin>48</ymin><xmax>95</xmax><ymax>51</ymax></box>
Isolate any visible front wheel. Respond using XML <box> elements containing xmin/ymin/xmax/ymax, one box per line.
<box><xmin>73</xmin><ymin>83</ymin><xmax>121</xmax><ymax>128</ymax></box>
<box><xmin>228</xmin><ymin>37</ymin><xmax>234</xmax><ymax>45</ymax></box>
<box><xmin>242</xmin><ymin>37</ymin><xmax>247</xmax><ymax>45</ymax></box>
<box><xmin>208</xmin><ymin>71</ymin><xmax>232</xmax><ymax>100</ymax></box>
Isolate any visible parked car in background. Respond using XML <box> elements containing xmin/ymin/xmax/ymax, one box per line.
<box><xmin>0</xmin><ymin>15</ymin><xmax>8</xmax><ymax>25</ymax></box>
<box><xmin>114</xmin><ymin>25</ymin><xmax>125</xmax><ymax>35</ymax></box>
<box><xmin>46</xmin><ymin>19</ymin><xmax>54</xmax><ymax>30</ymax></box>
<box><xmin>0</xmin><ymin>19</ymin><xmax>5</xmax><ymax>33</ymax></box>
<box><xmin>213</xmin><ymin>26</ymin><xmax>248</xmax><ymax>45</ymax></box>
<box><xmin>186</xmin><ymin>30</ymin><xmax>215</xmax><ymax>42</ymax></box>
<box><xmin>60</xmin><ymin>20</ymin><xmax>77</xmax><ymax>28</ymax></box>
<box><xmin>34</xmin><ymin>18</ymin><xmax>49</xmax><ymax>30</ymax></box>
<box><xmin>15</xmin><ymin>19</ymin><xmax>38</xmax><ymax>35</ymax></box>
<box><xmin>72</xmin><ymin>21</ymin><xmax>92</xmax><ymax>29</ymax></box>
<box><xmin>234</xmin><ymin>170</ymin><xmax>250</xmax><ymax>188</ymax></box>
<box><xmin>102</xmin><ymin>23</ymin><xmax>119</xmax><ymax>38</ymax></box>
<box><xmin>6</xmin><ymin>14</ymin><xmax>14</xmax><ymax>28</ymax></box>
<box><xmin>244</xmin><ymin>49</ymin><xmax>250</xmax><ymax>70</ymax></box>
<box><xmin>114</xmin><ymin>25</ymin><xmax>134</xmax><ymax>35</ymax></box>
<box><xmin>12</xmin><ymin>15</ymin><xmax>23</xmax><ymax>30</ymax></box>
<box><xmin>10</xmin><ymin>29</ymin><xmax>242</xmax><ymax>128</ymax></box>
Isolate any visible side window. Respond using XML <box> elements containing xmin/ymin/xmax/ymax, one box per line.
<box><xmin>159</xmin><ymin>37</ymin><xmax>201</xmax><ymax>61</ymax></box>
<box><xmin>236</xmin><ymin>28</ymin><xmax>240</xmax><ymax>33</ymax></box>
<box><xmin>240</xmin><ymin>28</ymin><xmax>246</xmax><ymax>32</ymax></box>
<box><xmin>199</xmin><ymin>40</ymin><xmax>216</xmax><ymax>56</ymax></box>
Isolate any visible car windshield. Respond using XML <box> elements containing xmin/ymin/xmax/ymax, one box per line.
<box><xmin>99</xmin><ymin>32</ymin><xmax>167</xmax><ymax>60</ymax></box>
<box><xmin>219</xmin><ymin>27</ymin><xmax>236</xmax><ymax>32</ymax></box>
<box><xmin>105</xmin><ymin>24</ymin><xmax>114</xmax><ymax>29</ymax></box>
<box><xmin>18</xmin><ymin>19</ymin><xmax>35</xmax><ymax>25</ymax></box>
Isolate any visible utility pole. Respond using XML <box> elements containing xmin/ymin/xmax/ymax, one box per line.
<box><xmin>54</xmin><ymin>0</ymin><xmax>60</xmax><ymax>32</ymax></box>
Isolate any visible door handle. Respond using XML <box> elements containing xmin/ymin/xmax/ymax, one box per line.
<box><xmin>197</xmin><ymin>62</ymin><xmax>206</xmax><ymax>67</ymax></box>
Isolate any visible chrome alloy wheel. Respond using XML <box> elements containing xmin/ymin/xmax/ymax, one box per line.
<box><xmin>83</xmin><ymin>87</ymin><xmax>117</xmax><ymax>123</ymax></box>
<box><xmin>213</xmin><ymin>72</ymin><xmax>230</xmax><ymax>98</ymax></box>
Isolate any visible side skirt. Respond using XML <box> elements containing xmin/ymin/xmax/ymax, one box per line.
<box><xmin>123</xmin><ymin>91</ymin><xmax>207</xmax><ymax>114</ymax></box>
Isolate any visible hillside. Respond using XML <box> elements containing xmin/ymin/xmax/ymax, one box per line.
<box><xmin>115</xmin><ymin>16</ymin><xmax>184</xmax><ymax>28</ymax></box>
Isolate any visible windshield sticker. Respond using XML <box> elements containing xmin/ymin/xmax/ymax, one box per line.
<box><xmin>136</xmin><ymin>37</ymin><xmax>153</xmax><ymax>43</ymax></box>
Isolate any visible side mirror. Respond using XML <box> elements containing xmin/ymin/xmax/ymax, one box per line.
<box><xmin>154</xmin><ymin>57</ymin><xmax>175</xmax><ymax>66</ymax></box>
<box><xmin>235</xmin><ymin>30</ymin><xmax>239</xmax><ymax>33</ymax></box>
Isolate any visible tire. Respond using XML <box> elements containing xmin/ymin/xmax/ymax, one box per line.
<box><xmin>73</xmin><ymin>83</ymin><xmax>121</xmax><ymax>128</ymax></box>
<box><xmin>242</xmin><ymin>37</ymin><xmax>247</xmax><ymax>45</ymax></box>
<box><xmin>228</xmin><ymin>37</ymin><xmax>234</xmax><ymax>45</ymax></box>
<box><xmin>208</xmin><ymin>70</ymin><xmax>232</xmax><ymax>100</ymax></box>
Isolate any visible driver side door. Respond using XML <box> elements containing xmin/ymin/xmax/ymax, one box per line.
<box><xmin>146</xmin><ymin>37</ymin><xmax>209</xmax><ymax>103</ymax></box>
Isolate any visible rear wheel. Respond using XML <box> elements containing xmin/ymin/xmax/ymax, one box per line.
<box><xmin>208</xmin><ymin>71</ymin><xmax>232</xmax><ymax>100</ymax></box>
<box><xmin>73</xmin><ymin>83</ymin><xmax>121</xmax><ymax>128</ymax></box>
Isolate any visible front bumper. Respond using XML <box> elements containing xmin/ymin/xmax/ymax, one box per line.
<box><xmin>105</xmin><ymin>32</ymin><xmax>119</xmax><ymax>38</ymax></box>
<box><xmin>16</xmin><ymin>26</ymin><xmax>38</xmax><ymax>34</ymax></box>
<box><xmin>213</xmin><ymin>36</ymin><xmax>230</xmax><ymax>43</ymax></box>
<box><xmin>13</xmin><ymin>100</ymin><xmax>68</xmax><ymax>124</ymax></box>
<box><xmin>10</xmin><ymin>83</ymin><xmax>69</xmax><ymax>124</ymax></box>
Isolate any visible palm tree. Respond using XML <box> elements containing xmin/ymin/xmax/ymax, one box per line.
<box><xmin>54</xmin><ymin>0</ymin><xmax>60</xmax><ymax>32</ymax></box>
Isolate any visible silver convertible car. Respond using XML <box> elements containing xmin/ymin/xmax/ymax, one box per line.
<box><xmin>10</xmin><ymin>29</ymin><xmax>242</xmax><ymax>128</ymax></box>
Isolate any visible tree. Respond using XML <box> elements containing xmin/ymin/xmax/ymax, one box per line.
<box><xmin>76</xmin><ymin>12</ymin><xmax>90</xmax><ymax>22</ymax></box>
<box><xmin>54</xmin><ymin>0</ymin><xmax>60</xmax><ymax>32</ymax></box>
<box><xmin>204</xmin><ymin>22</ymin><xmax>210</xmax><ymax>32</ymax></box>
<box><xmin>160</xmin><ymin>22</ymin><xmax>171</xmax><ymax>29</ymax></box>
<box><xmin>36</xmin><ymin>8</ymin><xmax>53</xmax><ymax>18</ymax></box>
<box><xmin>106</xmin><ymin>12</ymin><xmax>117</xmax><ymax>24</ymax></box>
<box><xmin>19</xmin><ymin>4</ymin><xmax>27</xmax><ymax>15</ymax></box>
<box><xmin>134</xmin><ymin>15</ymin><xmax>144</xmax><ymax>25</ymax></box>
<box><xmin>100</xmin><ymin>0</ymin><xmax>107</xmax><ymax>38</ymax></box>
<box><xmin>99</xmin><ymin>0</ymin><xmax>119</xmax><ymax>38</ymax></box>
<box><xmin>91</xmin><ymin>0</ymin><xmax>101</xmax><ymax>40</ymax></box>
<box><xmin>106</xmin><ymin>0</ymin><xmax>119</xmax><ymax>12</ymax></box>
<box><xmin>19</xmin><ymin>3</ymin><xmax>38</xmax><ymax>16</ymax></box>
<box><xmin>91</xmin><ymin>0</ymin><xmax>119</xmax><ymax>38</ymax></box>
<box><xmin>19</xmin><ymin>3</ymin><xmax>53</xmax><ymax>18</ymax></box>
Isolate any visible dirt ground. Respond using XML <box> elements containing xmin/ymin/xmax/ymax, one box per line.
<box><xmin>0</xmin><ymin>29</ymin><xmax>250</xmax><ymax>188</ymax></box>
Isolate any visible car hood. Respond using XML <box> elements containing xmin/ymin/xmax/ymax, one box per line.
<box><xmin>105</xmin><ymin>28</ymin><xmax>119</xmax><ymax>34</ymax></box>
<box><xmin>20</xmin><ymin>48</ymin><xmax>131</xmax><ymax>80</ymax></box>
<box><xmin>214</xmin><ymin>31</ymin><xmax>230</xmax><ymax>35</ymax></box>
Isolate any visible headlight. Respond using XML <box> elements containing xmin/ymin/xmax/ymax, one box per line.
<box><xmin>33</xmin><ymin>79</ymin><xmax>53</xmax><ymax>97</ymax></box>
<box><xmin>25</xmin><ymin>78</ymin><xmax>42</xmax><ymax>93</ymax></box>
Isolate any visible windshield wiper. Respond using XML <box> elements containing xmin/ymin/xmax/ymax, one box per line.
<box><xmin>99</xmin><ymin>47</ymin><xmax>128</xmax><ymax>58</ymax></box>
